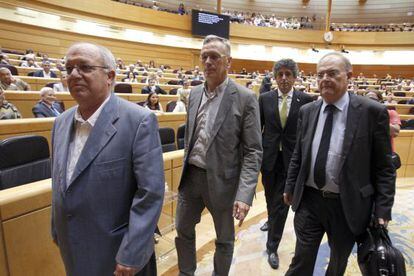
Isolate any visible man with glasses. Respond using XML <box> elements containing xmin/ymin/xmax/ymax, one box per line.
<box><xmin>259</xmin><ymin>59</ymin><xmax>313</xmax><ymax>269</ymax></box>
<box><xmin>283</xmin><ymin>52</ymin><xmax>395</xmax><ymax>275</ymax></box>
<box><xmin>51</xmin><ymin>42</ymin><xmax>164</xmax><ymax>276</ymax></box>
<box><xmin>175</xmin><ymin>35</ymin><xmax>262</xmax><ymax>275</ymax></box>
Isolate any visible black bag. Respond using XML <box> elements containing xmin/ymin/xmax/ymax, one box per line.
<box><xmin>391</xmin><ymin>152</ymin><xmax>401</xmax><ymax>170</ymax></box>
<box><xmin>357</xmin><ymin>225</ymin><xmax>406</xmax><ymax>276</ymax></box>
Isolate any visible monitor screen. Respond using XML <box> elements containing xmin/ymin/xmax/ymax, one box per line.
<box><xmin>191</xmin><ymin>10</ymin><xmax>230</xmax><ymax>39</ymax></box>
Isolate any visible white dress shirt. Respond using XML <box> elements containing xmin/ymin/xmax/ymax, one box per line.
<box><xmin>66</xmin><ymin>95</ymin><xmax>111</xmax><ymax>186</ymax></box>
<box><xmin>278</xmin><ymin>88</ymin><xmax>294</xmax><ymax>115</ymax></box>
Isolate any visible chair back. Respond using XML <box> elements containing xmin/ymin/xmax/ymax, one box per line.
<box><xmin>0</xmin><ymin>135</ymin><xmax>51</xmax><ymax>190</ymax></box>
<box><xmin>166</xmin><ymin>101</ymin><xmax>177</xmax><ymax>112</ymax></box>
<box><xmin>114</xmin><ymin>83</ymin><xmax>132</xmax><ymax>93</ymax></box>
<box><xmin>177</xmin><ymin>124</ymin><xmax>185</xmax><ymax>150</ymax></box>
<box><xmin>0</xmin><ymin>64</ymin><xmax>18</xmax><ymax>75</ymax></box>
<box><xmin>158</xmin><ymin>127</ymin><xmax>176</xmax><ymax>153</ymax></box>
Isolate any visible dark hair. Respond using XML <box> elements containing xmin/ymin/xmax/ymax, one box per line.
<box><xmin>273</xmin><ymin>59</ymin><xmax>299</xmax><ymax>78</ymax></box>
<box><xmin>146</xmin><ymin>92</ymin><xmax>161</xmax><ymax>110</ymax></box>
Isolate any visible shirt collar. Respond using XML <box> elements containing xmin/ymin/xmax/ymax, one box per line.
<box><xmin>74</xmin><ymin>94</ymin><xmax>111</xmax><ymax>127</ymax></box>
<box><xmin>322</xmin><ymin>91</ymin><xmax>349</xmax><ymax>112</ymax></box>
<box><xmin>278</xmin><ymin>88</ymin><xmax>294</xmax><ymax>98</ymax></box>
<box><xmin>203</xmin><ymin>77</ymin><xmax>229</xmax><ymax>98</ymax></box>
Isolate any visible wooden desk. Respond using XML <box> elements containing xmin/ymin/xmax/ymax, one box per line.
<box><xmin>4</xmin><ymin>91</ymin><xmax>179</xmax><ymax>118</ymax></box>
<box><xmin>0</xmin><ymin>150</ymin><xmax>185</xmax><ymax>276</ymax></box>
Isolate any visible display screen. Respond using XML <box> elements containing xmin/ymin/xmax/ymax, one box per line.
<box><xmin>191</xmin><ymin>10</ymin><xmax>230</xmax><ymax>39</ymax></box>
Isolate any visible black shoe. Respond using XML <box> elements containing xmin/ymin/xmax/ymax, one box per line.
<box><xmin>260</xmin><ymin>221</ymin><xmax>268</xmax><ymax>231</ymax></box>
<box><xmin>267</xmin><ymin>252</ymin><xmax>279</xmax><ymax>269</ymax></box>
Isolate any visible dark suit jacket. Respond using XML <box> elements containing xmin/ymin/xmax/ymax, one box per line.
<box><xmin>259</xmin><ymin>76</ymin><xmax>273</xmax><ymax>94</ymax></box>
<box><xmin>141</xmin><ymin>85</ymin><xmax>167</xmax><ymax>95</ymax></box>
<box><xmin>32</xmin><ymin>101</ymin><xmax>63</xmax><ymax>118</ymax></box>
<box><xmin>284</xmin><ymin>93</ymin><xmax>395</xmax><ymax>235</ymax></box>
<box><xmin>33</xmin><ymin>70</ymin><xmax>57</xmax><ymax>78</ymax></box>
<box><xmin>259</xmin><ymin>89</ymin><xmax>313</xmax><ymax>172</ymax></box>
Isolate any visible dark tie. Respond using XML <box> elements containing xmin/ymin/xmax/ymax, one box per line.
<box><xmin>314</xmin><ymin>104</ymin><xmax>336</xmax><ymax>189</ymax></box>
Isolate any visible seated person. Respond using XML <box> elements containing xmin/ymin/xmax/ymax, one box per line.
<box><xmin>33</xmin><ymin>61</ymin><xmax>57</xmax><ymax>78</ymax></box>
<box><xmin>32</xmin><ymin>87</ymin><xmax>64</xmax><ymax>117</ymax></box>
<box><xmin>0</xmin><ymin>54</ymin><xmax>10</xmax><ymax>65</ymax></box>
<box><xmin>143</xmin><ymin>92</ymin><xmax>163</xmax><ymax>112</ymax></box>
<box><xmin>21</xmin><ymin>57</ymin><xmax>40</xmax><ymax>68</ymax></box>
<box><xmin>53</xmin><ymin>71</ymin><xmax>69</xmax><ymax>92</ymax></box>
<box><xmin>141</xmin><ymin>78</ymin><xmax>166</xmax><ymax>94</ymax></box>
<box><xmin>0</xmin><ymin>68</ymin><xmax>31</xmax><ymax>91</ymax></box>
<box><xmin>173</xmin><ymin>82</ymin><xmax>190</xmax><ymax>112</ymax></box>
<box><xmin>123</xmin><ymin>64</ymin><xmax>139</xmax><ymax>82</ymax></box>
<box><xmin>0</xmin><ymin>88</ymin><xmax>21</xmax><ymax>119</ymax></box>
<box><xmin>384</xmin><ymin>93</ymin><xmax>397</xmax><ymax>104</ymax></box>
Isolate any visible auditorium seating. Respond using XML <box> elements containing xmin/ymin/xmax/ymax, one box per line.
<box><xmin>158</xmin><ymin>127</ymin><xmax>177</xmax><ymax>153</ymax></box>
<box><xmin>114</xmin><ymin>83</ymin><xmax>133</xmax><ymax>93</ymax></box>
<box><xmin>177</xmin><ymin>124</ymin><xmax>185</xmax><ymax>150</ymax></box>
<box><xmin>0</xmin><ymin>135</ymin><xmax>50</xmax><ymax>190</ymax></box>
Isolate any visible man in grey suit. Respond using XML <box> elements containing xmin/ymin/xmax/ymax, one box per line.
<box><xmin>175</xmin><ymin>35</ymin><xmax>263</xmax><ymax>276</ymax></box>
<box><xmin>283</xmin><ymin>53</ymin><xmax>395</xmax><ymax>275</ymax></box>
<box><xmin>51</xmin><ymin>42</ymin><xmax>164</xmax><ymax>276</ymax></box>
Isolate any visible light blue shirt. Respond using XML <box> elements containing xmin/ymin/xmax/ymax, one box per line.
<box><xmin>306</xmin><ymin>92</ymin><xmax>349</xmax><ymax>193</ymax></box>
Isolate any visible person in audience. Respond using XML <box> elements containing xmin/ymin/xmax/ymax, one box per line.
<box><xmin>173</xmin><ymin>79</ymin><xmax>191</xmax><ymax>112</ymax></box>
<box><xmin>148</xmin><ymin>60</ymin><xmax>156</xmax><ymax>68</ymax></box>
<box><xmin>366</xmin><ymin>91</ymin><xmax>401</xmax><ymax>152</ymax></box>
<box><xmin>245</xmin><ymin>81</ymin><xmax>254</xmax><ymax>90</ymax></box>
<box><xmin>178</xmin><ymin>2</ymin><xmax>186</xmax><ymax>15</ymax></box>
<box><xmin>32</xmin><ymin>87</ymin><xmax>64</xmax><ymax>117</ymax></box>
<box><xmin>116</xmin><ymin>58</ymin><xmax>125</xmax><ymax>71</ymax></box>
<box><xmin>53</xmin><ymin>71</ymin><xmax>69</xmax><ymax>92</ymax></box>
<box><xmin>141</xmin><ymin>78</ymin><xmax>166</xmax><ymax>94</ymax></box>
<box><xmin>283</xmin><ymin>53</ymin><xmax>395</xmax><ymax>275</ymax></box>
<box><xmin>33</xmin><ymin>61</ymin><xmax>57</xmax><ymax>78</ymax></box>
<box><xmin>123</xmin><ymin>64</ymin><xmax>139</xmax><ymax>82</ymax></box>
<box><xmin>21</xmin><ymin>57</ymin><xmax>40</xmax><ymax>68</ymax></box>
<box><xmin>0</xmin><ymin>54</ymin><xmax>10</xmax><ymax>65</ymax></box>
<box><xmin>55</xmin><ymin>58</ymin><xmax>66</xmax><ymax>72</ymax></box>
<box><xmin>0</xmin><ymin>67</ymin><xmax>31</xmax><ymax>91</ymax></box>
<box><xmin>152</xmin><ymin>1</ymin><xmax>159</xmax><ymax>10</ymax></box>
<box><xmin>384</xmin><ymin>93</ymin><xmax>397</xmax><ymax>104</ymax></box>
<box><xmin>192</xmin><ymin>70</ymin><xmax>204</xmax><ymax>81</ymax></box>
<box><xmin>22</xmin><ymin>49</ymin><xmax>35</xmax><ymax>61</ymax></box>
<box><xmin>136</xmin><ymin>59</ymin><xmax>143</xmax><ymax>68</ymax></box>
<box><xmin>175</xmin><ymin>35</ymin><xmax>262</xmax><ymax>276</ymax></box>
<box><xmin>51</xmin><ymin>42</ymin><xmax>164</xmax><ymax>276</ymax></box>
<box><xmin>144</xmin><ymin>91</ymin><xmax>163</xmax><ymax>112</ymax></box>
<box><xmin>259</xmin><ymin>71</ymin><xmax>273</xmax><ymax>94</ymax></box>
<box><xmin>259</xmin><ymin>59</ymin><xmax>313</xmax><ymax>269</ymax></box>
<box><xmin>0</xmin><ymin>88</ymin><xmax>21</xmax><ymax>119</ymax></box>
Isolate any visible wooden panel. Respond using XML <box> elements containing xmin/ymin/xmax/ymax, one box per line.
<box><xmin>0</xmin><ymin>223</ymin><xmax>8</xmax><ymax>276</ymax></box>
<box><xmin>2</xmin><ymin>207</ymin><xmax>65</xmax><ymax>276</ymax></box>
<box><xmin>4</xmin><ymin>91</ymin><xmax>179</xmax><ymax>119</ymax></box>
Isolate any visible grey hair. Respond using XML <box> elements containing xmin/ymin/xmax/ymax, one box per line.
<box><xmin>318</xmin><ymin>52</ymin><xmax>352</xmax><ymax>73</ymax></box>
<box><xmin>273</xmin><ymin>59</ymin><xmax>299</xmax><ymax>78</ymax></box>
<box><xmin>202</xmin><ymin>35</ymin><xmax>231</xmax><ymax>56</ymax></box>
<box><xmin>67</xmin><ymin>42</ymin><xmax>117</xmax><ymax>88</ymax></box>
<box><xmin>40</xmin><ymin>87</ymin><xmax>53</xmax><ymax>97</ymax></box>
<box><xmin>0</xmin><ymin>67</ymin><xmax>11</xmax><ymax>74</ymax></box>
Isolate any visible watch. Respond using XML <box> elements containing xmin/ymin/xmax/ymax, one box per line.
<box><xmin>323</xmin><ymin>31</ymin><xmax>334</xmax><ymax>43</ymax></box>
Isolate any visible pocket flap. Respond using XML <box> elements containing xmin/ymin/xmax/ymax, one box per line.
<box><xmin>360</xmin><ymin>185</ymin><xmax>374</xmax><ymax>197</ymax></box>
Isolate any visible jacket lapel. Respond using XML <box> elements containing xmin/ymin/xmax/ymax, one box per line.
<box><xmin>56</xmin><ymin>108</ymin><xmax>76</xmax><ymax>193</ymax></box>
<box><xmin>338</xmin><ymin>93</ymin><xmax>362</xmax><ymax>173</ymax></box>
<box><xmin>272</xmin><ymin>90</ymin><xmax>282</xmax><ymax>130</ymax></box>
<box><xmin>67</xmin><ymin>94</ymin><xmax>119</xmax><ymax>188</ymax></box>
<box><xmin>205</xmin><ymin>79</ymin><xmax>236</xmax><ymax>151</ymax></box>
<box><xmin>285</xmin><ymin>90</ymin><xmax>301</xmax><ymax>131</ymax></box>
<box><xmin>303</xmin><ymin>100</ymin><xmax>322</xmax><ymax>173</ymax></box>
<box><xmin>187</xmin><ymin>85</ymin><xmax>203</xmax><ymax>150</ymax></box>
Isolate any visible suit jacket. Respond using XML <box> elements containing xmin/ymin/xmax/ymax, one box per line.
<box><xmin>33</xmin><ymin>70</ymin><xmax>57</xmax><ymax>78</ymax></box>
<box><xmin>259</xmin><ymin>89</ymin><xmax>313</xmax><ymax>172</ymax></box>
<box><xmin>141</xmin><ymin>85</ymin><xmax>167</xmax><ymax>95</ymax></box>
<box><xmin>284</xmin><ymin>93</ymin><xmax>395</xmax><ymax>235</ymax></box>
<box><xmin>179</xmin><ymin>78</ymin><xmax>263</xmax><ymax>209</ymax></box>
<box><xmin>259</xmin><ymin>75</ymin><xmax>273</xmax><ymax>94</ymax></box>
<box><xmin>32</xmin><ymin>101</ymin><xmax>63</xmax><ymax>118</ymax></box>
<box><xmin>51</xmin><ymin>94</ymin><xmax>164</xmax><ymax>275</ymax></box>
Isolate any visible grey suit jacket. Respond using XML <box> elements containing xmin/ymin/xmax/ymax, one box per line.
<box><xmin>180</xmin><ymin>78</ymin><xmax>263</xmax><ymax>210</ymax></box>
<box><xmin>285</xmin><ymin>93</ymin><xmax>395</xmax><ymax>235</ymax></box>
<box><xmin>51</xmin><ymin>94</ymin><xmax>164</xmax><ymax>275</ymax></box>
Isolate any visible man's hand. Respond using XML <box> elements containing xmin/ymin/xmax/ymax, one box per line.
<box><xmin>283</xmin><ymin>193</ymin><xmax>292</xmax><ymax>206</ymax></box>
<box><xmin>233</xmin><ymin>201</ymin><xmax>250</xmax><ymax>227</ymax></box>
<box><xmin>114</xmin><ymin>264</ymin><xmax>138</xmax><ymax>276</ymax></box>
<box><xmin>377</xmin><ymin>218</ymin><xmax>389</xmax><ymax>228</ymax></box>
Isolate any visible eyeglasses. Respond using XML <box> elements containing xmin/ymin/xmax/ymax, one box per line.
<box><xmin>65</xmin><ymin>64</ymin><xmax>109</xmax><ymax>75</ymax></box>
<box><xmin>317</xmin><ymin>70</ymin><xmax>341</xmax><ymax>80</ymax></box>
<box><xmin>199</xmin><ymin>53</ymin><xmax>227</xmax><ymax>63</ymax></box>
